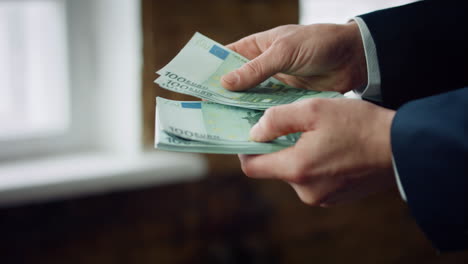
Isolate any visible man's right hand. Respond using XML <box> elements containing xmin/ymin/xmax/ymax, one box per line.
<box><xmin>221</xmin><ymin>22</ymin><xmax>367</xmax><ymax>94</ymax></box>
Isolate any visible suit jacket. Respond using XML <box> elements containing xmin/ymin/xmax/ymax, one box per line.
<box><xmin>359</xmin><ymin>1</ymin><xmax>468</xmax><ymax>251</ymax></box>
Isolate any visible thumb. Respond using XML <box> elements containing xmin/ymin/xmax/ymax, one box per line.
<box><xmin>221</xmin><ymin>47</ymin><xmax>285</xmax><ymax>91</ymax></box>
<box><xmin>250</xmin><ymin>100</ymin><xmax>313</xmax><ymax>142</ymax></box>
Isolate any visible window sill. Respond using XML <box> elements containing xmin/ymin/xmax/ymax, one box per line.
<box><xmin>0</xmin><ymin>151</ymin><xmax>207</xmax><ymax>207</ymax></box>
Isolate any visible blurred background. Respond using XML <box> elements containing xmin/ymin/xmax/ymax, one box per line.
<box><xmin>1</xmin><ymin>0</ymin><xmax>467</xmax><ymax>263</ymax></box>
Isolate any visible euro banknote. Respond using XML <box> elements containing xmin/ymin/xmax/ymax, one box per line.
<box><xmin>155</xmin><ymin>32</ymin><xmax>342</xmax><ymax>110</ymax></box>
<box><xmin>155</xmin><ymin>97</ymin><xmax>300</xmax><ymax>154</ymax></box>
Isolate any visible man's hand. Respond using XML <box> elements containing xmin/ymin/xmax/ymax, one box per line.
<box><xmin>239</xmin><ymin>98</ymin><xmax>396</xmax><ymax>206</ymax></box>
<box><xmin>221</xmin><ymin>23</ymin><xmax>367</xmax><ymax>94</ymax></box>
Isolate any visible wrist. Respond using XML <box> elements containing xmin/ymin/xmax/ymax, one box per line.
<box><xmin>343</xmin><ymin>21</ymin><xmax>368</xmax><ymax>92</ymax></box>
<box><xmin>374</xmin><ymin>107</ymin><xmax>396</xmax><ymax>171</ymax></box>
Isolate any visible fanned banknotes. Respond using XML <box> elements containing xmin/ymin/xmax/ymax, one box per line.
<box><xmin>155</xmin><ymin>33</ymin><xmax>342</xmax><ymax>154</ymax></box>
<box><xmin>155</xmin><ymin>32</ymin><xmax>342</xmax><ymax>110</ymax></box>
<box><xmin>155</xmin><ymin>97</ymin><xmax>299</xmax><ymax>154</ymax></box>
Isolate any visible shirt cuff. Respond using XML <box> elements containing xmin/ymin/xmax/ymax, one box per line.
<box><xmin>351</xmin><ymin>17</ymin><xmax>382</xmax><ymax>102</ymax></box>
<box><xmin>352</xmin><ymin>17</ymin><xmax>407</xmax><ymax>202</ymax></box>
<box><xmin>392</xmin><ymin>155</ymin><xmax>407</xmax><ymax>201</ymax></box>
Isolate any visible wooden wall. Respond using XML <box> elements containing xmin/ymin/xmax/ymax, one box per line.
<box><xmin>2</xmin><ymin>176</ymin><xmax>468</xmax><ymax>263</ymax></box>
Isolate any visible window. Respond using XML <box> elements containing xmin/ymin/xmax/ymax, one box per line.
<box><xmin>0</xmin><ymin>0</ymin><xmax>96</xmax><ymax>160</ymax></box>
<box><xmin>0</xmin><ymin>0</ymin><xmax>69</xmax><ymax>141</ymax></box>
<box><xmin>300</xmin><ymin>0</ymin><xmax>418</xmax><ymax>25</ymax></box>
<box><xmin>0</xmin><ymin>0</ymin><xmax>206</xmax><ymax>206</ymax></box>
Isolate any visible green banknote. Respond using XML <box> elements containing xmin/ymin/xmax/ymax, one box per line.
<box><xmin>155</xmin><ymin>97</ymin><xmax>299</xmax><ymax>154</ymax></box>
<box><xmin>155</xmin><ymin>32</ymin><xmax>342</xmax><ymax>110</ymax></box>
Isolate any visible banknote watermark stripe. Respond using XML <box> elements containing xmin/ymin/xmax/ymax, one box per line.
<box><xmin>209</xmin><ymin>45</ymin><xmax>229</xmax><ymax>60</ymax></box>
<box><xmin>181</xmin><ymin>102</ymin><xmax>202</xmax><ymax>109</ymax></box>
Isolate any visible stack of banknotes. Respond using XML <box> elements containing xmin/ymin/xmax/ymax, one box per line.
<box><xmin>155</xmin><ymin>33</ymin><xmax>342</xmax><ymax>154</ymax></box>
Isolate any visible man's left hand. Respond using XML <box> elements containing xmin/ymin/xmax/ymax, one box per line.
<box><xmin>239</xmin><ymin>98</ymin><xmax>396</xmax><ymax>206</ymax></box>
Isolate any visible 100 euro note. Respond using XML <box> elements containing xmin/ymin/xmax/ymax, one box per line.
<box><xmin>155</xmin><ymin>97</ymin><xmax>300</xmax><ymax>154</ymax></box>
<box><xmin>155</xmin><ymin>32</ymin><xmax>342</xmax><ymax>110</ymax></box>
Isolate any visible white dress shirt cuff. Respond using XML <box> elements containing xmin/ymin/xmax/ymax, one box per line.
<box><xmin>392</xmin><ymin>156</ymin><xmax>408</xmax><ymax>201</ymax></box>
<box><xmin>351</xmin><ymin>17</ymin><xmax>407</xmax><ymax>202</ymax></box>
<box><xmin>351</xmin><ymin>17</ymin><xmax>382</xmax><ymax>102</ymax></box>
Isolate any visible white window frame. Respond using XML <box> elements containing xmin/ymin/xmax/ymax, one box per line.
<box><xmin>0</xmin><ymin>0</ymin><xmax>207</xmax><ymax>206</ymax></box>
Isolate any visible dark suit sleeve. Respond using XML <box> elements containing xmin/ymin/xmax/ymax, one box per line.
<box><xmin>359</xmin><ymin>1</ymin><xmax>468</xmax><ymax>252</ymax></box>
<box><xmin>358</xmin><ymin>0</ymin><xmax>468</xmax><ymax>109</ymax></box>
<box><xmin>391</xmin><ymin>87</ymin><xmax>468</xmax><ymax>251</ymax></box>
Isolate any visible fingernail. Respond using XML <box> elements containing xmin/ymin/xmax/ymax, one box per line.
<box><xmin>222</xmin><ymin>72</ymin><xmax>239</xmax><ymax>86</ymax></box>
<box><xmin>238</xmin><ymin>154</ymin><xmax>247</xmax><ymax>162</ymax></box>
<box><xmin>249</xmin><ymin>122</ymin><xmax>261</xmax><ymax>141</ymax></box>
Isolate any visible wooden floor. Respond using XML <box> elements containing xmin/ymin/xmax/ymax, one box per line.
<box><xmin>1</xmin><ymin>172</ymin><xmax>468</xmax><ymax>264</ymax></box>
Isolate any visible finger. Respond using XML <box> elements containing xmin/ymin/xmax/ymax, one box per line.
<box><xmin>238</xmin><ymin>146</ymin><xmax>299</xmax><ymax>180</ymax></box>
<box><xmin>250</xmin><ymin>100</ymin><xmax>317</xmax><ymax>142</ymax></box>
<box><xmin>225</xmin><ymin>35</ymin><xmax>264</xmax><ymax>60</ymax></box>
<box><xmin>221</xmin><ymin>46</ymin><xmax>285</xmax><ymax>91</ymax></box>
<box><xmin>288</xmin><ymin>182</ymin><xmax>322</xmax><ymax>207</ymax></box>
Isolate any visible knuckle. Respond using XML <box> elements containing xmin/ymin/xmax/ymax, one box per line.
<box><xmin>240</xmin><ymin>162</ymin><xmax>254</xmax><ymax>177</ymax></box>
<box><xmin>308</xmin><ymin>98</ymin><xmax>324</xmax><ymax>111</ymax></box>
<box><xmin>272</xmin><ymin>38</ymin><xmax>294</xmax><ymax>65</ymax></box>
<box><xmin>244</xmin><ymin>59</ymin><xmax>264</xmax><ymax>78</ymax></box>
<box><xmin>263</xmin><ymin>106</ymin><xmax>276</xmax><ymax>117</ymax></box>
<box><xmin>273</xmin><ymin>24</ymin><xmax>298</xmax><ymax>34</ymax></box>
<box><xmin>240</xmin><ymin>159</ymin><xmax>259</xmax><ymax>178</ymax></box>
<box><xmin>274</xmin><ymin>24</ymin><xmax>290</xmax><ymax>31</ymax></box>
<box><xmin>300</xmin><ymin>195</ymin><xmax>321</xmax><ymax>206</ymax></box>
<box><xmin>302</xmin><ymin>192</ymin><xmax>329</xmax><ymax>207</ymax></box>
<box><xmin>260</xmin><ymin>107</ymin><xmax>278</xmax><ymax>131</ymax></box>
<box><xmin>299</xmin><ymin>194</ymin><xmax>322</xmax><ymax>206</ymax></box>
<box><xmin>296</xmin><ymin>98</ymin><xmax>329</xmax><ymax>129</ymax></box>
<box><xmin>295</xmin><ymin>190</ymin><xmax>322</xmax><ymax>206</ymax></box>
<box><xmin>284</xmin><ymin>157</ymin><xmax>309</xmax><ymax>184</ymax></box>
<box><xmin>273</xmin><ymin>36</ymin><xmax>294</xmax><ymax>52</ymax></box>
<box><xmin>286</xmin><ymin>166</ymin><xmax>308</xmax><ymax>184</ymax></box>
<box><xmin>305</xmin><ymin>98</ymin><xmax>329</xmax><ymax>115</ymax></box>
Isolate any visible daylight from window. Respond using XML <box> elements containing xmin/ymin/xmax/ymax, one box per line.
<box><xmin>0</xmin><ymin>0</ymin><xmax>69</xmax><ymax>140</ymax></box>
<box><xmin>300</xmin><ymin>0</ymin><xmax>417</xmax><ymax>24</ymax></box>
